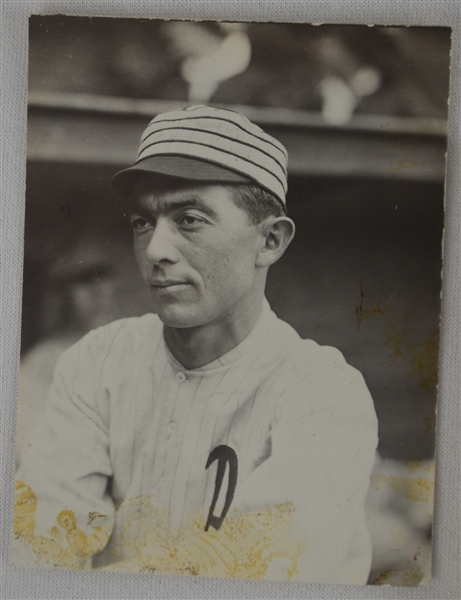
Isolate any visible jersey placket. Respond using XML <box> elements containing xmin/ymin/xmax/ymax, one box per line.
<box><xmin>152</xmin><ymin>367</ymin><xmax>188</xmax><ymax>520</ymax></box>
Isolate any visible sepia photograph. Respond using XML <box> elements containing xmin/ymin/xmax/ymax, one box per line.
<box><xmin>12</xmin><ymin>15</ymin><xmax>451</xmax><ymax>587</ymax></box>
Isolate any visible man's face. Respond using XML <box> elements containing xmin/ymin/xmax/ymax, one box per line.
<box><xmin>130</xmin><ymin>180</ymin><xmax>265</xmax><ymax>329</ymax></box>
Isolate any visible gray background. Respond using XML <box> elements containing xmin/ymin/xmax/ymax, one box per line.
<box><xmin>1</xmin><ymin>1</ymin><xmax>460</xmax><ymax>599</ymax></box>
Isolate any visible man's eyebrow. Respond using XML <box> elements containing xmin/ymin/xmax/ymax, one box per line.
<box><xmin>130</xmin><ymin>196</ymin><xmax>219</xmax><ymax>219</ymax></box>
<box><xmin>129</xmin><ymin>198</ymin><xmax>152</xmax><ymax>217</ymax></box>
<box><xmin>162</xmin><ymin>197</ymin><xmax>218</xmax><ymax>217</ymax></box>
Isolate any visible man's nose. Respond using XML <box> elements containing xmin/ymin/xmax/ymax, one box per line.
<box><xmin>145</xmin><ymin>219</ymin><xmax>180</xmax><ymax>264</ymax></box>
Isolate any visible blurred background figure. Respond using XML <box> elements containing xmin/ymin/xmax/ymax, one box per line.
<box><xmin>366</xmin><ymin>455</ymin><xmax>434</xmax><ymax>586</ymax></box>
<box><xmin>163</xmin><ymin>22</ymin><xmax>251</xmax><ymax>102</ymax></box>
<box><xmin>15</xmin><ymin>239</ymin><xmax>117</xmax><ymax>467</ymax></box>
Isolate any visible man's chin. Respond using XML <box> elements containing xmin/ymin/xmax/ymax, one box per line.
<box><xmin>152</xmin><ymin>304</ymin><xmax>203</xmax><ymax>329</ymax></box>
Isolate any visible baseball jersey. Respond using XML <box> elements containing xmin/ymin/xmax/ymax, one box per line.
<box><xmin>13</xmin><ymin>299</ymin><xmax>378</xmax><ymax>584</ymax></box>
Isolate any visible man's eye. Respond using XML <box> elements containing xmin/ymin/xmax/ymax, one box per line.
<box><xmin>131</xmin><ymin>217</ymin><xmax>150</xmax><ymax>230</ymax></box>
<box><xmin>179</xmin><ymin>215</ymin><xmax>204</xmax><ymax>227</ymax></box>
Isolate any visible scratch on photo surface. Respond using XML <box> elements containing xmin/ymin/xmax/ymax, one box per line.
<box><xmin>98</xmin><ymin>319</ymin><xmax>128</xmax><ymax>389</ymax></box>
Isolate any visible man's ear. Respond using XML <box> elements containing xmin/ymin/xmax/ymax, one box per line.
<box><xmin>255</xmin><ymin>216</ymin><xmax>295</xmax><ymax>268</ymax></box>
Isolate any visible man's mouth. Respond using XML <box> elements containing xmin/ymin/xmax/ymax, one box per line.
<box><xmin>151</xmin><ymin>280</ymin><xmax>190</xmax><ymax>289</ymax></box>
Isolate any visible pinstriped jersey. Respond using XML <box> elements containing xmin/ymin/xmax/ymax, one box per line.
<box><xmin>14</xmin><ymin>300</ymin><xmax>378</xmax><ymax>583</ymax></box>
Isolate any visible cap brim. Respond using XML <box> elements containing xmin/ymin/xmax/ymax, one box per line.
<box><xmin>112</xmin><ymin>155</ymin><xmax>253</xmax><ymax>197</ymax></box>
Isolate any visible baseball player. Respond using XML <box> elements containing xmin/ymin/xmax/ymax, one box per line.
<box><xmin>13</xmin><ymin>105</ymin><xmax>378</xmax><ymax>583</ymax></box>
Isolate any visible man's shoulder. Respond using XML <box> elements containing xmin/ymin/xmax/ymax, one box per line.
<box><xmin>271</xmin><ymin>316</ymin><xmax>350</xmax><ymax>375</ymax></box>
<box><xmin>61</xmin><ymin>313</ymin><xmax>163</xmax><ymax>365</ymax></box>
<box><xmin>269</xmin><ymin>315</ymin><xmax>375</xmax><ymax>418</ymax></box>
<box><xmin>89</xmin><ymin>313</ymin><xmax>162</xmax><ymax>343</ymax></box>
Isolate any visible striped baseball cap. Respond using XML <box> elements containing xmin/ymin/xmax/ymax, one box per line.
<box><xmin>112</xmin><ymin>105</ymin><xmax>288</xmax><ymax>207</ymax></box>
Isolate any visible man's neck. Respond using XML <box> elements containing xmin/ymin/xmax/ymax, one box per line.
<box><xmin>163</xmin><ymin>298</ymin><xmax>264</xmax><ymax>370</ymax></box>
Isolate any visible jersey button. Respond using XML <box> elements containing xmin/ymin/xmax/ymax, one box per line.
<box><xmin>175</xmin><ymin>371</ymin><xmax>186</xmax><ymax>383</ymax></box>
<box><xmin>159</xmin><ymin>476</ymin><xmax>167</xmax><ymax>487</ymax></box>
<box><xmin>168</xmin><ymin>421</ymin><xmax>177</xmax><ymax>434</ymax></box>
